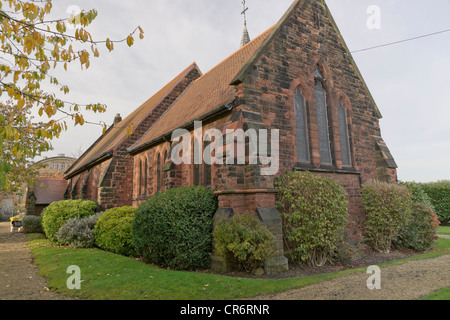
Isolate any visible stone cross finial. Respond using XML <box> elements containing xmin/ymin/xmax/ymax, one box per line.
<box><xmin>240</xmin><ymin>0</ymin><xmax>251</xmax><ymax>47</ymax></box>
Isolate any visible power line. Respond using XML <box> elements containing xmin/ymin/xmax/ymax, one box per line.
<box><xmin>351</xmin><ymin>28</ymin><xmax>450</xmax><ymax>54</ymax></box>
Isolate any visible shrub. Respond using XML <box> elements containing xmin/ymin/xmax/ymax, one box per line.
<box><xmin>41</xmin><ymin>199</ymin><xmax>98</xmax><ymax>243</ymax></box>
<box><xmin>55</xmin><ymin>213</ymin><xmax>101</xmax><ymax>248</ymax></box>
<box><xmin>95</xmin><ymin>207</ymin><xmax>136</xmax><ymax>256</ymax></box>
<box><xmin>399</xmin><ymin>181</ymin><xmax>434</xmax><ymax>208</ymax></box>
<box><xmin>420</xmin><ymin>181</ymin><xmax>450</xmax><ymax>224</ymax></box>
<box><xmin>361</xmin><ymin>180</ymin><xmax>413</xmax><ymax>253</ymax></box>
<box><xmin>213</xmin><ymin>213</ymin><xmax>275</xmax><ymax>272</ymax></box>
<box><xmin>132</xmin><ymin>186</ymin><xmax>217</xmax><ymax>271</ymax></box>
<box><xmin>276</xmin><ymin>171</ymin><xmax>349</xmax><ymax>267</ymax></box>
<box><xmin>394</xmin><ymin>182</ymin><xmax>440</xmax><ymax>252</ymax></box>
<box><xmin>22</xmin><ymin>215</ymin><xmax>43</xmax><ymax>234</ymax></box>
<box><xmin>394</xmin><ymin>203</ymin><xmax>440</xmax><ymax>252</ymax></box>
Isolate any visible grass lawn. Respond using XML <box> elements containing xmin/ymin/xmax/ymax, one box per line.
<box><xmin>421</xmin><ymin>287</ymin><xmax>450</xmax><ymax>300</ymax></box>
<box><xmin>27</xmin><ymin>234</ymin><xmax>450</xmax><ymax>300</ymax></box>
<box><xmin>438</xmin><ymin>226</ymin><xmax>450</xmax><ymax>235</ymax></box>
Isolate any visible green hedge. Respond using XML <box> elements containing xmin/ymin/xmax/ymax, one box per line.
<box><xmin>213</xmin><ymin>213</ymin><xmax>275</xmax><ymax>272</ymax></box>
<box><xmin>132</xmin><ymin>186</ymin><xmax>217</xmax><ymax>271</ymax></box>
<box><xmin>22</xmin><ymin>215</ymin><xmax>43</xmax><ymax>234</ymax></box>
<box><xmin>41</xmin><ymin>200</ymin><xmax>98</xmax><ymax>244</ymax></box>
<box><xmin>420</xmin><ymin>181</ymin><xmax>450</xmax><ymax>224</ymax></box>
<box><xmin>276</xmin><ymin>171</ymin><xmax>349</xmax><ymax>267</ymax></box>
<box><xmin>394</xmin><ymin>203</ymin><xmax>440</xmax><ymax>252</ymax></box>
<box><xmin>95</xmin><ymin>207</ymin><xmax>136</xmax><ymax>256</ymax></box>
<box><xmin>361</xmin><ymin>180</ymin><xmax>413</xmax><ymax>253</ymax></box>
<box><xmin>394</xmin><ymin>182</ymin><xmax>440</xmax><ymax>252</ymax></box>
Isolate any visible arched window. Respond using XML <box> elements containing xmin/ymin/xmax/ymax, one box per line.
<box><xmin>193</xmin><ymin>138</ymin><xmax>200</xmax><ymax>186</ymax></box>
<box><xmin>138</xmin><ymin>160</ymin><xmax>143</xmax><ymax>196</ymax></box>
<box><xmin>338</xmin><ymin>100</ymin><xmax>352</xmax><ymax>167</ymax></box>
<box><xmin>294</xmin><ymin>87</ymin><xmax>310</xmax><ymax>163</ymax></box>
<box><xmin>314</xmin><ymin>66</ymin><xmax>333</xmax><ymax>165</ymax></box>
<box><xmin>144</xmin><ymin>157</ymin><xmax>148</xmax><ymax>195</ymax></box>
<box><xmin>157</xmin><ymin>154</ymin><xmax>161</xmax><ymax>193</ymax></box>
<box><xmin>204</xmin><ymin>138</ymin><xmax>212</xmax><ymax>188</ymax></box>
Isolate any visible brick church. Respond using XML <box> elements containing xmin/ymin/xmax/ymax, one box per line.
<box><xmin>64</xmin><ymin>0</ymin><xmax>397</xmax><ymax>271</ymax></box>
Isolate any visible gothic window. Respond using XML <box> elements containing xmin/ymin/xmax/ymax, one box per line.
<box><xmin>193</xmin><ymin>138</ymin><xmax>200</xmax><ymax>186</ymax></box>
<box><xmin>157</xmin><ymin>154</ymin><xmax>161</xmax><ymax>193</ymax></box>
<box><xmin>204</xmin><ymin>139</ymin><xmax>212</xmax><ymax>188</ymax></box>
<box><xmin>138</xmin><ymin>160</ymin><xmax>143</xmax><ymax>196</ymax></box>
<box><xmin>314</xmin><ymin>66</ymin><xmax>333</xmax><ymax>165</ymax></box>
<box><xmin>294</xmin><ymin>87</ymin><xmax>310</xmax><ymax>163</ymax></box>
<box><xmin>144</xmin><ymin>158</ymin><xmax>148</xmax><ymax>195</ymax></box>
<box><xmin>338</xmin><ymin>101</ymin><xmax>352</xmax><ymax>167</ymax></box>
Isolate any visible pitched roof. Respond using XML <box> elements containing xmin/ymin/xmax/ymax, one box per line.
<box><xmin>64</xmin><ymin>63</ymin><xmax>201</xmax><ymax>178</ymax></box>
<box><xmin>33</xmin><ymin>178</ymin><xmax>68</xmax><ymax>205</ymax></box>
<box><xmin>129</xmin><ymin>26</ymin><xmax>274</xmax><ymax>153</ymax></box>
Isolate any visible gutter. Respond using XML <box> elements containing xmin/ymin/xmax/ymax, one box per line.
<box><xmin>63</xmin><ymin>150</ymin><xmax>114</xmax><ymax>180</ymax></box>
<box><xmin>128</xmin><ymin>101</ymin><xmax>236</xmax><ymax>155</ymax></box>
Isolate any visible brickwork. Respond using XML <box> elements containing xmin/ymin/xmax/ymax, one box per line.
<box><xmin>67</xmin><ymin>66</ymin><xmax>201</xmax><ymax>210</ymax></box>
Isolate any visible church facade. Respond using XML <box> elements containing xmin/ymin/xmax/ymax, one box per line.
<box><xmin>65</xmin><ymin>0</ymin><xmax>397</xmax><ymax>270</ymax></box>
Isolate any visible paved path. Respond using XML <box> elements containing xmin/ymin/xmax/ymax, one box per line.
<box><xmin>0</xmin><ymin>222</ymin><xmax>74</xmax><ymax>300</ymax></box>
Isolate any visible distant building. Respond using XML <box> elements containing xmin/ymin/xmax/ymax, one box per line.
<box><xmin>25</xmin><ymin>154</ymin><xmax>77</xmax><ymax>216</ymax></box>
<box><xmin>35</xmin><ymin>154</ymin><xmax>77</xmax><ymax>178</ymax></box>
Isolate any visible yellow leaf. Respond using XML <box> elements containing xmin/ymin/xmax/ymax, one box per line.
<box><xmin>13</xmin><ymin>71</ymin><xmax>20</xmax><ymax>83</ymax></box>
<box><xmin>17</xmin><ymin>98</ymin><xmax>25</xmax><ymax>109</ymax></box>
<box><xmin>42</xmin><ymin>60</ymin><xmax>50</xmax><ymax>71</ymax></box>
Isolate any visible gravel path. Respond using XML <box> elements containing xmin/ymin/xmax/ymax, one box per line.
<box><xmin>0</xmin><ymin>222</ymin><xmax>74</xmax><ymax>300</ymax></box>
<box><xmin>251</xmin><ymin>243</ymin><xmax>450</xmax><ymax>300</ymax></box>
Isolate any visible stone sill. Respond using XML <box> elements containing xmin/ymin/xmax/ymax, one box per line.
<box><xmin>294</xmin><ymin>165</ymin><xmax>360</xmax><ymax>175</ymax></box>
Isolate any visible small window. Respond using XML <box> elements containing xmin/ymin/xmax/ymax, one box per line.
<box><xmin>193</xmin><ymin>138</ymin><xmax>201</xmax><ymax>186</ymax></box>
<box><xmin>144</xmin><ymin>158</ymin><xmax>148</xmax><ymax>195</ymax></box>
<box><xmin>204</xmin><ymin>139</ymin><xmax>212</xmax><ymax>188</ymax></box>
<box><xmin>157</xmin><ymin>154</ymin><xmax>161</xmax><ymax>193</ymax></box>
<box><xmin>138</xmin><ymin>160</ymin><xmax>143</xmax><ymax>196</ymax></box>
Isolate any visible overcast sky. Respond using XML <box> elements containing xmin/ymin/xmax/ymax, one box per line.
<box><xmin>33</xmin><ymin>0</ymin><xmax>450</xmax><ymax>183</ymax></box>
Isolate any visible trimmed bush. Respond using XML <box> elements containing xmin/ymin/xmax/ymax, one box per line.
<box><xmin>132</xmin><ymin>186</ymin><xmax>217</xmax><ymax>271</ymax></box>
<box><xmin>55</xmin><ymin>213</ymin><xmax>101</xmax><ymax>248</ymax></box>
<box><xmin>394</xmin><ymin>203</ymin><xmax>440</xmax><ymax>252</ymax></box>
<box><xmin>361</xmin><ymin>180</ymin><xmax>413</xmax><ymax>253</ymax></box>
<box><xmin>394</xmin><ymin>182</ymin><xmax>440</xmax><ymax>252</ymax></box>
<box><xmin>95</xmin><ymin>207</ymin><xmax>136</xmax><ymax>256</ymax></box>
<box><xmin>276</xmin><ymin>171</ymin><xmax>349</xmax><ymax>267</ymax></box>
<box><xmin>420</xmin><ymin>181</ymin><xmax>450</xmax><ymax>224</ymax></box>
<box><xmin>22</xmin><ymin>215</ymin><xmax>43</xmax><ymax>234</ymax></box>
<box><xmin>41</xmin><ymin>200</ymin><xmax>98</xmax><ymax>243</ymax></box>
<box><xmin>213</xmin><ymin>213</ymin><xmax>275</xmax><ymax>272</ymax></box>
